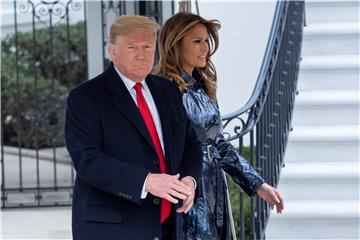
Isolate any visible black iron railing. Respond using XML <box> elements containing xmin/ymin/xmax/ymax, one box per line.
<box><xmin>1</xmin><ymin>0</ymin><xmax>173</xmax><ymax>209</ymax></box>
<box><xmin>221</xmin><ymin>1</ymin><xmax>305</xmax><ymax>239</ymax></box>
<box><xmin>1</xmin><ymin>0</ymin><xmax>87</xmax><ymax>208</ymax></box>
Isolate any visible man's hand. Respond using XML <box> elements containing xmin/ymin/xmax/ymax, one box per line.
<box><xmin>176</xmin><ymin>176</ymin><xmax>196</xmax><ymax>214</ymax></box>
<box><xmin>256</xmin><ymin>183</ymin><xmax>284</xmax><ymax>213</ymax></box>
<box><xmin>145</xmin><ymin>173</ymin><xmax>192</xmax><ymax>204</ymax></box>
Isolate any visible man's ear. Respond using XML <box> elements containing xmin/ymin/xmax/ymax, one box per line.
<box><xmin>108</xmin><ymin>44</ymin><xmax>116</xmax><ymax>60</ymax></box>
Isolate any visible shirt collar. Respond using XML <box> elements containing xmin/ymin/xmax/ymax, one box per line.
<box><xmin>114</xmin><ymin>65</ymin><xmax>146</xmax><ymax>91</ymax></box>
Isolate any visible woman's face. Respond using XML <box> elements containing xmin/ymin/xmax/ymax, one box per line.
<box><xmin>179</xmin><ymin>23</ymin><xmax>209</xmax><ymax>75</ymax></box>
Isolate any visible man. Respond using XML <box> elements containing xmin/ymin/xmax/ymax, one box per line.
<box><xmin>65</xmin><ymin>15</ymin><xmax>202</xmax><ymax>240</ymax></box>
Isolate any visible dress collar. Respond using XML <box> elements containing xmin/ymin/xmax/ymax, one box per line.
<box><xmin>181</xmin><ymin>69</ymin><xmax>204</xmax><ymax>89</ymax></box>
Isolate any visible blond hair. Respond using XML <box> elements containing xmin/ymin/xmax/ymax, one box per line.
<box><xmin>109</xmin><ymin>15</ymin><xmax>160</xmax><ymax>44</ymax></box>
<box><xmin>154</xmin><ymin>12</ymin><xmax>220</xmax><ymax>98</ymax></box>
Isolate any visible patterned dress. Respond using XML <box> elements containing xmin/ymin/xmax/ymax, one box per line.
<box><xmin>181</xmin><ymin>70</ymin><xmax>264</xmax><ymax>240</ymax></box>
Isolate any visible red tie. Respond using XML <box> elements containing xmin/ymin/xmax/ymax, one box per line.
<box><xmin>133</xmin><ymin>82</ymin><xmax>171</xmax><ymax>223</ymax></box>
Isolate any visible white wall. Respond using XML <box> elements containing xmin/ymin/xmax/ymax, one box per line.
<box><xmin>2</xmin><ymin>0</ymin><xmax>276</xmax><ymax>116</ymax></box>
<box><xmin>187</xmin><ymin>1</ymin><xmax>276</xmax><ymax>115</ymax></box>
<box><xmin>87</xmin><ymin>0</ymin><xmax>276</xmax><ymax>114</ymax></box>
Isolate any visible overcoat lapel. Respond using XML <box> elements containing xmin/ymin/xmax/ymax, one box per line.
<box><xmin>146</xmin><ymin>76</ymin><xmax>172</xmax><ymax>172</ymax></box>
<box><xmin>106</xmin><ymin>65</ymin><xmax>157</xmax><ymax>154</ymax></box>
<box><xmin>106</xmin><ymin>65</ymin><xmax>172</xmax><ymax>173</ymax></box>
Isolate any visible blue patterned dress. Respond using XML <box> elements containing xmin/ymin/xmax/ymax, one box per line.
<box><xmin>181</xmin><ymin>70</ymin><xmax>264</xmax><ymax>240</ymax></box>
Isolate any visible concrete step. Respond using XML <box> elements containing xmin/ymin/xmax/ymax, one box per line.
<box><xmin>267</xmin><ymin>200</ymin><xmax>360</xmax><ymax>239</ymax></box>
<box><xmin>300</xmin><ymin>55</ymin><xmax>360</xmax><ymax>71</ymax></box>
<box><xmin>298</xmin><ymin>55</ymin><xmax>360</xmax><ymax>91</ymax></box>
<box><xmin>285</xmin><ymin>140</ymin><xmax>359</xmax><ymax>163</ymax></box>
<box><xmin>277</xmin><ymin>177</ymin><xmax>358</xmax><ymax>201</ymax></box>
<box><xmin>268</xmin><ymin>200</ymin><xmax>359</xmax><ymax>219</ymax></box>
<box><xmin>297</xmin><ymin>66</ymin><xmax>359</xmax><ymax>91</ymax></box>
<box><xmin>305</xmin><ymin>1</ymin><xmax>360</xmax><ymax>23</ymax></box>
<box><xmin>267</xmin><ymin>4</ymin><xmax>360</xmax><ymax>238</ymax></box>
<box><xmin>285</xmin><ymin>125</ymin><xmax>359</xmax><ymax>163</ymax></box>
<box><xmin>267</xmin><ymin>212</ymin><xmax>359</xmax><ymax>239</ymax></box>
<box><xmin>280</xmin><ymin>161</ymin><xmax>359</xmax><ymax>180</ymax></box>
<box><xmin>302</xmin><ymin>22</ymin><xmax>360</xmax><ymax>56</ymax></box>
<box><xmin>289</xmin><ymin>125</ymin><xmax>360</xmax><ymax>143</ymax></box>
<box><xmin>2</xmin><ymin>153</ymin><xmax>74</xmax><ymax>190</ymax></box>
<box><xmin>292</xmin><ymin>90</ymin><xmax>360</xmax><ymax>125</ymax></box>
<box><xmin>2</xmin><ymin>207</ymin><xmax>71</xmax><ymax>239</ymax></box>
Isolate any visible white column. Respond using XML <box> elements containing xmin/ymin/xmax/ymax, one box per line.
<box><xmin>86</xmin><ymin>1</ymin><xmax>104</xmax><ymax>79</ymax></box>
<box><xmin>161</xmin><ymin>1</ymin><xmax>174</xmax><ymax>22</ymax></box>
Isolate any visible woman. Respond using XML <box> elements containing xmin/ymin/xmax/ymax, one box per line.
<box><xmin>155</xmin><ymin>12</ymin><xmax>284</xmax><ymax>240</ymax></box>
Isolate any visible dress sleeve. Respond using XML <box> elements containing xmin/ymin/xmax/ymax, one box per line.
<box><xmin>213</xmin><ymin>134</ymin><xmax>265</xmax><ymax>196</ymax></box>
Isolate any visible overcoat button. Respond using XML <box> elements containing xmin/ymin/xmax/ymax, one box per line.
<box><xmin>153</xmin><ymin>198</ymin><xmax>160</xmax><ymax>205</ymax></box>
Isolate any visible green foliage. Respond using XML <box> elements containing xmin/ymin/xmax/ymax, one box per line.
<box><xmin>1</xmin><ymin>22</ymin><xmax>86</xmax><ymax>148</ymax></box>
<box><xmin>229</xmin><ymin>178</ymin><xmax>252</xmax><ymax>239</ymax></box>
<box><xmin>2</xmin><ymin>75</ymin><xmax>68</xmax><ymax>148</ymax></box>
<box><xmin>228</xmin><ymin>146</ymin><xmax>254</xmax><ymax>239</ymax></box>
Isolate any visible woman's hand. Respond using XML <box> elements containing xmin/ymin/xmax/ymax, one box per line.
<box><xmin>176</xmin><ymin>176</ymin><xmax>196</xmax><ymax>214</ymax></box>
<box><xmin>145</xmin><ymin>173</ymin><xmax>192</xmax><ymax>204</ymax></box>
<box><xmin>256</xmin><ymin>183</ymin><xmax>284</xmax><ymax>213</ymax></box>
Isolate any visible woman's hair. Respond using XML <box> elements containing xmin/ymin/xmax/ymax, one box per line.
<box><xmin>154</xmin><ymin>12</ymin><xmax>221</xmax><ymax>94</ymax></box>
<box><xmin>109</xmin><ymin>15</ymin><xmax>160</xmax><ymax>44</ymax></box>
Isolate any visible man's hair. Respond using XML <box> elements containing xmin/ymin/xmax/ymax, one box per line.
<box><xmin>109</xmin><ymin>15</ymin><xmax>160</xmax><ymax>44</ymax></box>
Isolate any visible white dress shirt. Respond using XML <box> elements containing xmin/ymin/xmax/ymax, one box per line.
<box><xmin>114</xmin><ymin>67</ymin><xmax>164</xmax><ymax>199</ymax></box>
<box><xmin>114</xmin><ymin>67</ymin><xmax>165</xmax><ymax>153</ymax></box>
<box><xmin>114</xmin><ymin>67</ymin><xmax>196</xmax><ymax>199</ymax></box>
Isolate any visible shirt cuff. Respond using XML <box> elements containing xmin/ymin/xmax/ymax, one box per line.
<box><xmin>141</xmin><ymin>174</ymin><xmax>150</xmax><ymax>199</ymax></box>
<box><xmin>184</xmin><ymin>176</ymin><xmax>197</xmax><ymax>190</ymax></box>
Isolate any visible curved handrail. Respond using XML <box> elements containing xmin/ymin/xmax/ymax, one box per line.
<box><xmin>222</xmin><ymin>1</ymin><xmax>288</xmax><ymax>138</ymax></box>
<box><xmin>223</xmin><ymin>1</ymin><xmax>284</xmax><ymax>118</ymax></box>
<box><xmin>221</xmin><ymin>1</ymin><xmax>305</xmax><ymax>238</ymax></box>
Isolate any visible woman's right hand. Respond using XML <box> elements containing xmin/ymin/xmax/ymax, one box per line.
<box><xmin>256</xmin><ymin>183</ymin><xmax>284</xmax><ymax>213</ymax></box>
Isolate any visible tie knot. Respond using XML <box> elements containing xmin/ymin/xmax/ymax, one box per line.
<box><xmin>134</xmin><ymin>82</ymin><xmax>143</xmax><ymax>93</ymax></box>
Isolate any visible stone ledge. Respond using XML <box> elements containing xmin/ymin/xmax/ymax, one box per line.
<box><xmin>2</xmin><ymin>146</ymin><xmax>71</xmax><ymax>164</ymax></box>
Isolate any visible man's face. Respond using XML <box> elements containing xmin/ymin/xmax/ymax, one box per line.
<box><xmin>108</xmin><ymin>30</ymin><xmax>156</xmax><ymax>82</ymax></box>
